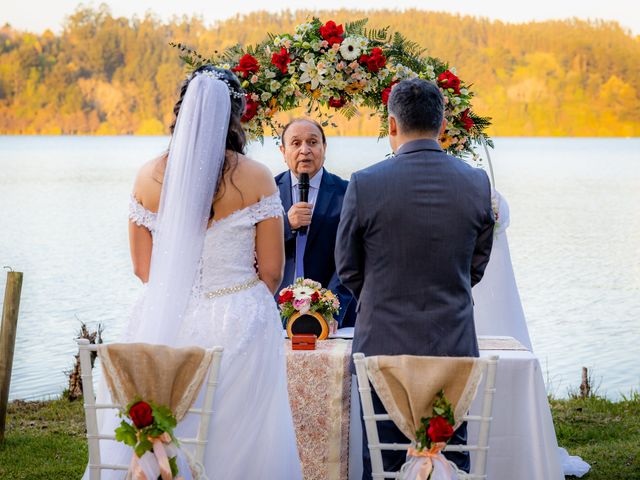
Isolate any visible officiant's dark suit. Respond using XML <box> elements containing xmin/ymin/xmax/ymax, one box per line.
<box><xmin>336</xmin><ymin>79</ymin><xmax>495</xmax><ymax>477</ymax></box>
<box><xmin>275</xmin><ymin>119</ymin><xmax>356</xmax><ymax>327</ymax></box>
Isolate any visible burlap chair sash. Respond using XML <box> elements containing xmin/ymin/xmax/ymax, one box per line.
<box><xmin>364</xmin><ymin>355</ymin><xmax>484</xmax><ymax>440</ymax></box>
<box><xmin>99</xmin><ymin>343</ymin><xmax>214</xmax><ymax>421</ymax></box>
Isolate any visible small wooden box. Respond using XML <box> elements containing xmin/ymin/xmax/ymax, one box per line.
<box><xmin>292</xmin><ymin>334</ymin><xmax>317</xmax><ymax>350</ymax></box>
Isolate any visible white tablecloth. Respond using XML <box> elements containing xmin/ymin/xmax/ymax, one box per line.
<box><xmin>348</xmin><ymin>346</ymin><xmax>564</xmax><ymax>479</ymax></box>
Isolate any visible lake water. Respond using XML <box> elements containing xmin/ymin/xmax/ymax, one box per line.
<box><xmin>1</xmin><ymin>136</ymin><xmax>639</xmax><ymax>400</ymax></box>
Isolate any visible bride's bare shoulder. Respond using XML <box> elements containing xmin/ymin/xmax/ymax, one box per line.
<box><xmin>132</xmin><ymin>155</ymin><xmax>165</xmax><ymax>210</ymax></box>
<box><xmin>232</xmin><ymin>153</ymin><xmax>277</xmax><ymax>198</ymax></box>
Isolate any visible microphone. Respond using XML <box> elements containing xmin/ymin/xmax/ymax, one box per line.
<box><xmin>298</xmin><ymin>173</ymin><xmax>310</xmax><ymax>234</ymax></box>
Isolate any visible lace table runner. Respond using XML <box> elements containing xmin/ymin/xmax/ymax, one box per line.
<box><xmin>286</xmin><ymin>339</ymin><xmax>352</xmax><ymax>480</ymax></box>
<box><xmin>478</xmin><ymin>335</ymin><xmax>528</xmax><ymax>351</ymax></box>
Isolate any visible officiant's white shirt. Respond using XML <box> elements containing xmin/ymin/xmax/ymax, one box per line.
<box><xmin>289</xmin><ymin>167</ymin><xmax>323</xmax><ymax>213</ymax></box>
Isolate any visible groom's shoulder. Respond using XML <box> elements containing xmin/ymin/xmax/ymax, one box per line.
<box><xmin>351</xmin><ymin>157</ymin><xmax>395</xmax><ymax>183</ymax></box>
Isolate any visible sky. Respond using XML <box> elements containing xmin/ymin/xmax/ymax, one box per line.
<box><xmin>3</xmin><ymin>0</ymin><xmax>639</xmax><ymax>35</ymax></box>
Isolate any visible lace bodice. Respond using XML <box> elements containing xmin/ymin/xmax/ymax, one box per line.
<box><xmin>128</xmin><ymin>192</ymin><xmax>284</xmax><ymax>291</ymax></box>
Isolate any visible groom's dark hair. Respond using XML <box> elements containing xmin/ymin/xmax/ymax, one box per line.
<box><xmin>388</xmin><ymin>79</ymin><xmax>444</xmax><ymax>137</ymax></box>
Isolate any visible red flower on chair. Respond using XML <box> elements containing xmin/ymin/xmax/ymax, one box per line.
<box><xmin>427</xmin><ymin>415</ymin><xmax>455</xmax><ymax>443</ymax></box>
<box><xmin>129</xmin><ymin>400</ymin><xmax>154</xmax><ymax>428</ymax></box>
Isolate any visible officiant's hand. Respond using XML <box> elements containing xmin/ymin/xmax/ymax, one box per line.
<box><xmin>288</xmin><ymin>202</ymin><xmax>313</xmax><ymax>230</ymax></box>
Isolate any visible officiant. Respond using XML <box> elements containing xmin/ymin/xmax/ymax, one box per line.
<box><xmin>275</xmin><ymin>118</ymin><xmax>356</xmax><ymax>327</ymax></box>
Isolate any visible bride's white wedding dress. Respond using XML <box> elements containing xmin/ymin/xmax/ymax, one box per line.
<box><xmin>89</xmin><ymin>192</ymin><xmax>302</xmax><ymax>479</ymax></box>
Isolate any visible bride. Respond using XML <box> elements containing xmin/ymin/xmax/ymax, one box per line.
<box><xmin>87</xmin><ymin>65</ymin><xmax>302</xmax><ymax>478</ymax></box>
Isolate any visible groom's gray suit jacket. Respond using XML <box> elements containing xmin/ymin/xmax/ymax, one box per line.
<box><xmin>336</xmin><ymin>139</ymin><xmax>494</xmax><ymax>369</ymax></box>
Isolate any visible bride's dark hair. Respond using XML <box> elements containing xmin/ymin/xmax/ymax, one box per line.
<box><xmin>169</xmin><ymin>65</ymin><xmax>247</xmax><ymax>153</ymax></box>
<box><xmin>159</xmin><ymin>65</ymin><xmax>247</xmax><ymax>216</ymax></box>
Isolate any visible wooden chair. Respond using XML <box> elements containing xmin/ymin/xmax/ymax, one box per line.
<box><xmin>353</xmin><ymin>352</ymin><xmax>499</xmax><ymax>480</ymax></box>
<box><xmin>77</xmin><ymin>338</ymin><xmax>223</xmax><ymax>479</ymax></box>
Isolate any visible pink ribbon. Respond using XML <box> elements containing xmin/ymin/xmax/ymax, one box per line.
<box><xmin>406</xmin><ymin>442</ymin><xmax>454</xmax><ymax>480</ymax></box>
<box><xmin>130</xmin><ymin>432</ymin><xmax>175</xmax><ymax>480</ymax></box>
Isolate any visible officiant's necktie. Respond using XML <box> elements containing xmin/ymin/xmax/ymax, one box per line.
<box><xmin>294</xmin><ymin>231</ymin><xmax>307</xmax><ymax>280</ymax></box>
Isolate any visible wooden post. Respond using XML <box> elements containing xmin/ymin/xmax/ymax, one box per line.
<box><xmin>0</xmin><ymin>270</ymin><xmax>23</xmax><ymax>442</ymax></box>
<box><xmin>580</xmin><ymin>366</ymin><xmax>590</xmax><ymax>399</ymax></box>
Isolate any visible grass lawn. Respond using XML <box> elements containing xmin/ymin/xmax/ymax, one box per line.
<box><xmin>0</xmin><ymin>398</ymin><xmax>86</xmax><ymax>479</ymax></box>
<box><xmin>551</xmin><ymin>394</ymin><xmax>640</xmax><ymax>478</ymax></box>
<box><xmin>0</xmin><ymin>395</ymin><xmax>639</xmax><ymax>478</ymax></box>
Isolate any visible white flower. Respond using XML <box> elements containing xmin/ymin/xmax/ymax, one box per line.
<box><xmin>250</xmin><ymin>93</ymin><xmax>260</xmax><ymax>101</ymax></box>
<box><xmin>460</xmin><ymin>88</ymin><xmax>469</xmax><ymax>95</ymax></box>
<box><xmin>293</xmin><ymin>34</ymin><xmax>303</xmax><ymax>42</ymax></box>
<box><xmin>273</xmin><ymin>36</ymin><xmax>282</xmax><ymax>47</ymax></box>
<box><xmin>302</xmin><ymin>279</ymin><xmax>322</xmax><ymax>289</ymax></box>
<box><xmin>295</xmin><ymin>22</ymin><xmax>313</xmax><ymax>35</ymax></box>
<box><xmin>264</xmin><ymin>70</ymin><xmax>276</xmax><ymax>79</ymax></box>
<box><xmin>269</xmin><ymin>80</ymin><xmax>281</xmax><ymax>92</ymax></box>
<box><xmin>299</xmin><ymin>59</ymin><xmax>326</xmax><ymax>90</ymax></box>
<box><xmin>260</xmin><ymin>92</ymin><xmax>272</xmax><ymax>102</ymax></box>
<box><xmin>339</xmin><ymin>37</ymin><xmax>362</xmax><ymax>61</ymax></box>
<box><xmin>292</xmin><ymin>286</ymin><xmax>314</xmax><ymax>300</ymax></box>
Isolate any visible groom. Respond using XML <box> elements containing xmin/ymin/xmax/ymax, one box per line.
<box><xmin>336</xmin><ymin>79</ymin><xmax>495</xmax><ymax>476</ymax></box>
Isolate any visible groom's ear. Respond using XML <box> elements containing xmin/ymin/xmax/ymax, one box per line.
<box><xmin>439</xmin><ymin>118</ymin><xmax>447</xmax><ymax>136</ymax></box>
<box><xmin>389</xmin><ymin>115</ymin><xmax>398</xmax><ymax>137</ymax></box>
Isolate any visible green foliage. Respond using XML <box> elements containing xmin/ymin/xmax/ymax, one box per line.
<box><xmin>0</xmin><ymin>7</ymin><xmax>638</xmax><ymax>136</ymax></box>
<box><xmin>415</xmin><ymin>389</ymin><xmax>455</xmax><ymax>450</ymax></box>
<box><xmin>114</xmin><ymin>419</ymin><xmax>137</xmax><ymax>446</ymax></box>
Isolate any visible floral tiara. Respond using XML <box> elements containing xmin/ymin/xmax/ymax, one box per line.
<box><xmin>192</xmin><ymin>69</ymin><xmax>246</xmax><ymax>100</ymax></box>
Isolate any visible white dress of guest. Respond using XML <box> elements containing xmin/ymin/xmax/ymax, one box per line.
<box><xmin>472</xmin><ymin>189</ymin><xmax>533</xmax><ymax>350</ymax></box>
<box><xmin>472</xmin><ymin>189</ymin><xmax>590</xmax><ymax>477</ymax></box>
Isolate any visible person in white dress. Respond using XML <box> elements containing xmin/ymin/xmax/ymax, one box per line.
<box><xmin>85</xmin><ymin>65</ymin><xmax>302</xmax><ymax>479</ymax></box>
<box><xmin>472</xmin><ymin>189</ymin><xmax>533</xmax><ymax>350</ymax></box>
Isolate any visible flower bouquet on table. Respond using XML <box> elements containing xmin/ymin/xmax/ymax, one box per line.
<box><xmin>115</xmin><ymin>398</ymin><xmax>185</xmax><ymax>480</ymax></box>
<box><xmin>400</xmin><ymin>390</ymin><xmax>458</xmax><ymax>480</ymax></box>
<box><xmin>278</xmin><ymin>277</ymin><xmax>340</xmax><ymax>340</ymax></box>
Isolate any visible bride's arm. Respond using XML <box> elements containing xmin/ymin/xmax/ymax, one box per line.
<box><xmin>247</xmin><ymin>160</ymin><xmax>285</xmax><ymax>294</ymax></box>
<box><xmin>256</xmin><ymin>216</ymin><xmax>285</xmax><ymax>294</ymax></box>
<box><xmin>129</xmin><ymin>158</ymin><xmax>163</xmax><ymax>283</ymax></box>
<box><xmin>129</xmin><ymin>222</ymin><xmax>152</xmax><ymax>283</ymax></box>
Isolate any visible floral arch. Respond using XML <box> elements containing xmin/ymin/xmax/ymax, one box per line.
<box><xmin>173</xmin><ymin>18</ymin><xmax>491</xmax><ymax>158</ymax></box>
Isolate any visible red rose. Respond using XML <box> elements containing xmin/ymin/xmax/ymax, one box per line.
<box><xmin>129</xmin><ymin>401</ymin><xmax>154</xmax><ymax>429</ymax></box>
<box><xmin>427</xmin><ymin>416</ymin><xmax>454</xmax><ymax>443</ymax></box>
<box><xmin>328</xmin><ymin>96</ymin><xmax>346</xmax><ymax>108</ymax></box>
<box><xmin>437</xmin><ymin>70</ymin><xmax>461</xmax><ymax>94</ymax></box>
<box><xmin>271</xmin><ymin>47</ymin><xmax>291</xmax><ymax>74</ymax></box>
<box><xmin>232</xmin><ymin>54</ymin><xmax>260</xmax><ymax>78</ymax></box>
<box><xmin>460</xmin><ymin>109</ymin><xmax>474</xmax><ymax>131</ymax></box>
<box><xmin>311</xmin><ymin>292</ymin><xmax>320</xmax><ymax>303</ymax></box>
<box><xmin>241</xmin><ymin>95</ymin><xmax>259</xmax><ymax>122</ymax></box>
<box><xmin>359</xmin><ymin>48</ymin><xmax>386</xmax><ymax>73</ymax></box>
<box><xmin>381</xmin><ymin>81</ymin><xmax>398</xmax><ymax>106</ymax></box>
<box><xmin>319</xmin><ymin>21</ymin><xmax>344</xmax><ymax>46</ymax></box>
<box><xmin>278</xmin><ymin>290</ymin><xmax>294</xmax><ymax>304</ymax></box>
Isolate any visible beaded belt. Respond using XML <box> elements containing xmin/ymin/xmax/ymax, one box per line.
<box><xmin>204</xmin><ymin>277</ymin><xmax>260</xmax><ymax>299</ymax></box>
